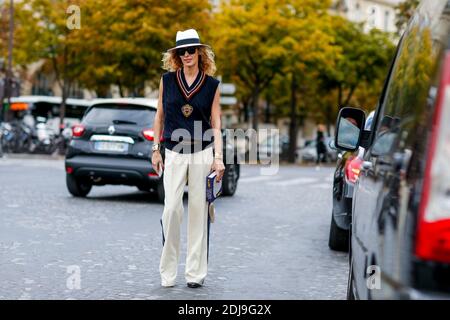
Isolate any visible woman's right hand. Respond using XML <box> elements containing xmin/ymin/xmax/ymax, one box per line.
<box><xmin>152</xmin><ymin>151</ymin><xmax>163</xmax><ymax>174</ymax></box>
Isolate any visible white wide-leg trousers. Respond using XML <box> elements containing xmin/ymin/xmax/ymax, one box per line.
<box><xmin>159</xmin><ymin>147</ymin><xmax>214</xmax><ymax>286</ymax></box>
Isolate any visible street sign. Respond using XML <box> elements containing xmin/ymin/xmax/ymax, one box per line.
<box><xmin>220</xmin><ymin>83</ymin><xmax>236</xmax><ymax>95</ymax></box>
<box><xmin>220</xmin><ymin>96</ymin><xmax>237</xmax><ymax>105</ymax></box>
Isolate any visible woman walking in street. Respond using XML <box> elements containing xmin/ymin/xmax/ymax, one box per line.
<box><xmin>151</xmin><ymin>29</ymin><xmax>225</xmax><ymax>288</ymax></box>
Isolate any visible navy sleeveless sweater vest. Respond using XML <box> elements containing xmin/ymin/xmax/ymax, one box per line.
<box><xmin>162</xmin><ymin>69</ymin><xmax>220</xmax><ymax>153</ymax></box>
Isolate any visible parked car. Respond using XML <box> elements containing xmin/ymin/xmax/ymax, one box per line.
<box><xmin>65</xmin><ymin>98</ymin><xmax>240</xmax><ymax>202</ymax></box>
<box><xmin>8</xmin><ymin>96</ymin><xmax>91</xmax><ymax>154</ymax></box>
<box><xmin>10</xmin><ymin>95</ymin><xmax>90</xmax><ymax>132</ymax></box>
<box><xmin>0</xmin><ymin>122</ymin><xmax>3</xmax><ymax>157</ymax></box>
<box><xmin>221</xmin><ymin>129</ymin><xmax>241</xmax><ymax>196</ymax></box>
<box><xmin>328</xmin><ymin>112</ymin><xmax>374</xmax><ymax>252</ymax></box>
<box><xmin>297</xmin><ymin>137</ymin><xmax>338</xmax><ymax>163</ymax></box>
<box><xmin>328</xmin><ymin>147</ymin><xmax>363</xmax><ymax>251</ymax></box>
<box><xmin>333</xmin><ymin>0</ymin><xmax>450</xmax><ymax>299</ymax></box>
<box><xmin>65</xmin><ymin>98</ymin><xmax>164</xmax><ymax>200</ymax></box>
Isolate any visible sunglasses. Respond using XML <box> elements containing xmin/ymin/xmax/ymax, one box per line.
<box><xmin>176</xmin><ymin>46</ymin><xmax>198</xmax><ymax>56</ymax></box>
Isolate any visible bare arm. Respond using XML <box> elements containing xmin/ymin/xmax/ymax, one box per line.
<box><xmin>210</xmin><ymin>87</ymin><xmax>225</xmax><ymax>181</ymax></box>
<box><xmin>153</xmin><ymin>78</ymin><xmax>164</xmax><ymax>144</ymax></box>
<box><xmin>211</xmin><ymin>87</ymin><xmax>222</xmax><ymax>157</ymax></box>
<box><xmin>151</xmin><ymin>78</ymin><xmax>164</xmax><ymax>173</ymax></box>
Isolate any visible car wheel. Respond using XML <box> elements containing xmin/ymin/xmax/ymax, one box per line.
<box><xmin>347</xmin><ymin>258</ymin><xmax>356</xmax><ymax>300</ymax></box>
<box><xmin>156</xmin><ymin>181</ymin><xmax>165</xmax><ymax>204</ymax></box>
<box><xmin>221</xmin><ymin>163</ymin><xmax>238</xmax><ymax>196</ymax></box>
<box><xmin>328</xmin><ymin>214</ymin><xmax>349</xmax><ymax>252</ymax></box>
<box><xmin>66</xmin><ymin>174</ymin><xmax>92</xmax><ymax>197</ymax></box>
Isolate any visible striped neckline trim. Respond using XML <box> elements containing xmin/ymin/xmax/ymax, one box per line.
<box><xmin>176</xmin><ymin>69</ymin><xmax>206</xmax><ymax>101</ymax></box>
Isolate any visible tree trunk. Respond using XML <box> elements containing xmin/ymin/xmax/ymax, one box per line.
<box><xmin>343</xmin><ymin>84</ymin><xmax>357</xmax><ymax>107</ymax></box>
<box><xmin>325</xmin><ymin>104</ymin><xmax>332</xmax><ymax>137</ymax></box>
<box><xmin>251</xmin><ymin>85</ymin><xmax>260</xmax><ymax>131</ymax></box>
<box><xmin>265</xmin><ymin>94</ymin><xmax>271</xmax><ymax>123</ymax></box>
<box><xmin>117</xmin><ymin>81</ymin><xmax>124</xmax><ymax>97</ymax></box>
<box><xmin>242</xmin><ymin>100</ymin><xmax>248</xmax><ymax>123</ymax></box>
<box><xmin>338</xmin><ymin>84</ymin><xmax>343</xmax><ymax>107</ymax></box>
<box><xmin>288</xmin><ymin>73</ymin><xmax>298</xmax><ymax>163</ymax></box>
<box><xmin>59</xmin><ymin>79</ymin><xmax>70</xmax><ymax>133</ymax></box>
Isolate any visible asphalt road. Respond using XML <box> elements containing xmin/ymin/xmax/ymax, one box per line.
<box><xmin>0</xmin><ymin>155</ymin><xmax>348</xmax><ymax>300</ymax></box>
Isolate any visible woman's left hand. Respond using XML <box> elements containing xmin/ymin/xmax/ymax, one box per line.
<box><xmin>211</xmin><ymin>158</ymin><xmax>225</xmax><ymax>182</ymax></box>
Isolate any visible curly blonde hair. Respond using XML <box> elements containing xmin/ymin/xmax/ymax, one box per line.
<box><xmin>162</xmin><ymin>46</ymin><xmax>217</xmax><ymax>76</ymax></box>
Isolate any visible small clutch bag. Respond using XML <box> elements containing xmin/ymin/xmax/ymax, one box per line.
<box><xmin>206</xmin><ymin>171</ymin><xmax>222</xmax><ymax>223</ymax></box>
<box><xmin>206</xmin><ymin>171</ymin><xmax>222</xmax><ymax>202</ymax></box>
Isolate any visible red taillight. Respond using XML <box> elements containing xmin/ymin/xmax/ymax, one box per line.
<box><xmin>72</xmin><ymin>124</ymin><xmax>85</xmax><ymax>137</ymax></box>
<box><xmin>66</xmin><ymin>166</ymin><xmax>74</xmax><ymax>174</ymax></box>
<box><xmin>142</xmin><ymin>129</ymin><xmax>165</xmax><ymax>142</ymax></box>
<box><xmin>148</xmin><ymin>172</ymin><xmax>158</xmax><ymax>177</ymax></box>
<box><xmin>345</xmin><ymin>156</ymin><xmax>362</xmax><ymax>184</ymax></box>
<box><xmin>142</xmin><ymin>128</ymin><xmax>154</xmax><ymax>141</ymax></box>
<box><xmin>415</xmin><ymin>52</ymin><xmax>450</xmax><ymax>264</ymax></box>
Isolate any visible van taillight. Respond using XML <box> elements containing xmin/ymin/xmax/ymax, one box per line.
<box><xmin>72</xmin><ymin>124</ymin><xmax>85</xmax><ymax>137</ymax></box>
<box><xmin>415</xmin><ymin>52</ymin><xmax>450</xmax><ymax>264</ymax></box>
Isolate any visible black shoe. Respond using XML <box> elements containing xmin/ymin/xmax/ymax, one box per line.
<box><xmin>187</xmin><ymin>282</ymin><xmax>202</xmax><ymax>288</ymax></box>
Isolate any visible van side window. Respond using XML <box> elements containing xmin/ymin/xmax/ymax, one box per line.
<box><xmin>370</xmin><ymin>18</ymin><xmax>439</xmax><ymax>157</ymax></box>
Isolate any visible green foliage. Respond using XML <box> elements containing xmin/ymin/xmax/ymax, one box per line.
<box><xmin>3</xmin><ymin>0</ymin><xmax>212</xmax><ymax>96</ymax></box>
<box><xmin>2</xmin><ymin>0</ymin><xmax>396</xmax><ymax>135</ymax></box>
<box><xmin>316</xmin><ymin>17</ymin><xmax>395</xmax><ymax>120</ymax></box>
<box><xmin>395</xmin><ymin>0</ymin><xmax>420</xmax><ymax>35</ymax></box>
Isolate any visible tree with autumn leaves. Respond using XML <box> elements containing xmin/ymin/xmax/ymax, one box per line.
<box><xmin>2</xmin><ymin>0</ymin><xmax>396</xmax><ymax>162</ymax></box>
<box><xmin>3</xmin><ymin>0</ymin><xmax>212</xmax><ymax>126</ymax></box>
<box><xmin>213</xmin><ymin>0</ymin><xmax>395</xmax><ymax>161</ymax></box>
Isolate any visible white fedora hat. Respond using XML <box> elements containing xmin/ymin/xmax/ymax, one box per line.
<box><xmin>168</xmin><ymin>29</ymin><xmax>210</xmax><ymax>51</ymax></box>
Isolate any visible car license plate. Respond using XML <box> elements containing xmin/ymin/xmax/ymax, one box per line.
<box><xmin>94</xmin><ymin>141</ymin><xmax>128</xmax><ymax>153</ymax></box>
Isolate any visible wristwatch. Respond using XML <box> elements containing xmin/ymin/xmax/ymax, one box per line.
<box><xmin>152</xmin><ymin>143</ymin><xmax>161</xmax><ymax>152</ymax></box>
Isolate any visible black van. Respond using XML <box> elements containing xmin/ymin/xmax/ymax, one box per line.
<box><xmin>334</xmin><ymin>0</ymin><xmax>450</xmax><ymax>299</ymax></box>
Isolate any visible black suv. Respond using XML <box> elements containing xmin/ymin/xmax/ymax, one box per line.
<box><xmin>65</xmin><ymin>98</ymin><xmax>240</xmax><ymax>202</ymax></box>
<box><xmin>334</xmin><ymin>0</ymin><xmax>450</xmax><ymax>299</ymax></box>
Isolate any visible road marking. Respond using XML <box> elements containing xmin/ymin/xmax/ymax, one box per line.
<box><xmin>267</xmin><ymin>177</ymin><xmax>318</xmax><ymax>187</ymax></box>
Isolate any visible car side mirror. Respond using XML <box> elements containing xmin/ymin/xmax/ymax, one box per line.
<box><xmin>334</xmin><ymin>107</ymin><xmax>365</xmax><ymax>152</ymax></box>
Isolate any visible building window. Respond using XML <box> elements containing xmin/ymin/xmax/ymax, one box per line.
<box><xmin>68</xmin><ymin>82</ymin><xmax>84</xmax><ymax>99</ymax></box>
<box><xmin>32</xmin><ymin>73</ymin><xmax>52</xmax><ymax>96</ymax></box>
<box><xmin>384</xmin><ymin>10</ymin><xmax>390</xmax><ymax>31</ymax></box>
<box><xmin>354</xmin><ymin>1</ymin><xmax>361</xmax><ymax>21</ymax></box>
<box><xmin>368</xmin><ymin>6</ymin><xmax>377</xmax><ymax>29</ymax></box>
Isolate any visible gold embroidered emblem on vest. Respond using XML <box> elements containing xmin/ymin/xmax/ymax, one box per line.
<box><xmin>181</xmin><ymin>104</ymin><xmax>194</xmax><ymax>117</ymax></box>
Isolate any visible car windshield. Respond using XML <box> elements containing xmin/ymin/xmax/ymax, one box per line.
<box><xmin>83</xmin><ymin>104</ymin><xmax>155</xmax><ymax>126</ymax></box>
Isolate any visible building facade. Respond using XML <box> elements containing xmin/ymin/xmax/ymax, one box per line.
<box><xmin>334</xmin><ymin>0</ymin><xmax>405</xmax><ymax>33</ymax></box>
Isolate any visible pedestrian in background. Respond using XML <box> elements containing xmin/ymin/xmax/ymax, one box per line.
<box><xmin>316</xmin><ymin>124</ymin><xmax>327</xmax><ymax>165</ymax></box>
<box><xmin>151</xmin><ymin>29</ymin><xmax>225</xmax><ymax>288</ymax></box>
